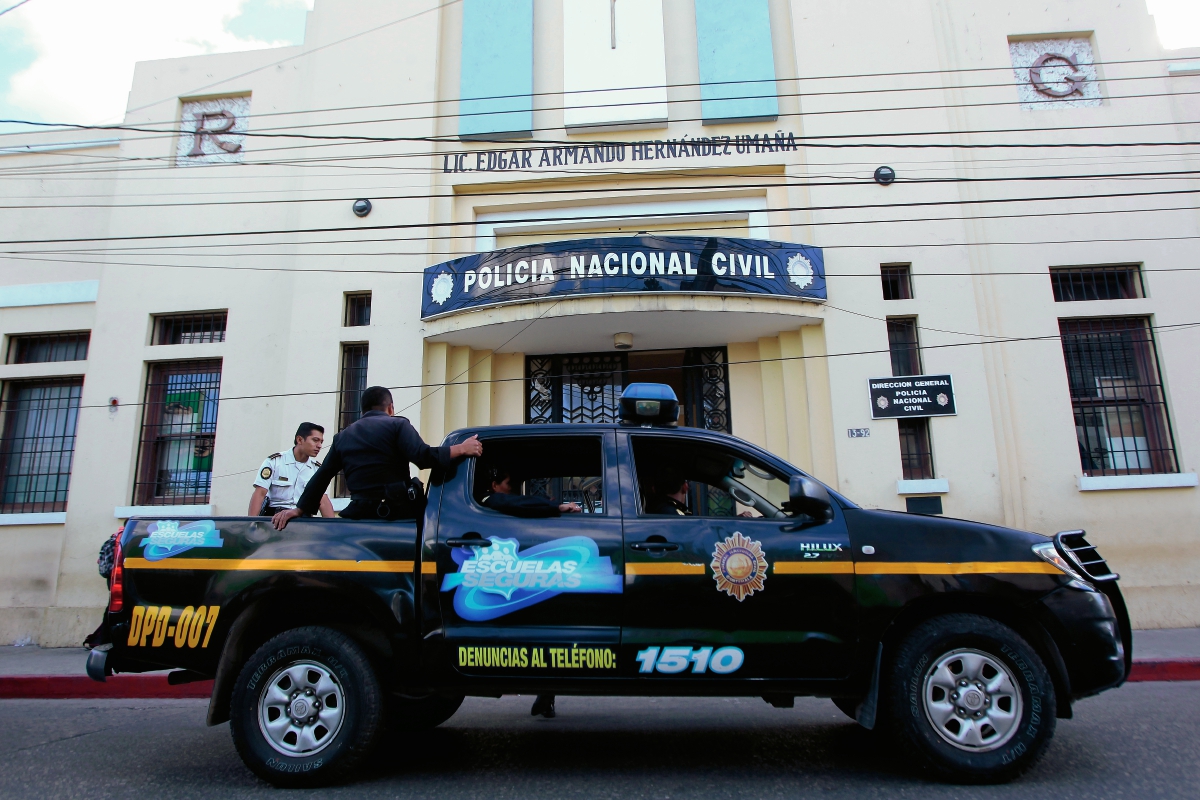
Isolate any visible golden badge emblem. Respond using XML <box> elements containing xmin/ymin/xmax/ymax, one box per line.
<box><xmin>711</xmin><ymin>532</ymin><xmax>768</xmax><ymax>602</ymax></box>
<box><xmin>260</xmin><ymin>467</ymin><xmax>272</xmax><ymax>480</ymax></box>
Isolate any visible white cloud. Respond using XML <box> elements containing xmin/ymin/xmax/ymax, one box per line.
<box><xmin>1146</xmin><ymin>0</ymin><xmax>1200</xmax><ymax>50</ymax></box>
<box><xmin>1</xmin><ymin>0</ymin><xmax>312</xmax><ymax>125</ymax></box>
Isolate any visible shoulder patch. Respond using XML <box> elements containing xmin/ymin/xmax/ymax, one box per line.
<box><xmin>267</xmin><ymin>452</ymin><xmax>281</xmax><ymax>460</ymax></box>
<box><xmin>260</xmin><ymin>466</ymin><xmax>273</xmax><ymax>480</ymax></box>
<box><xmin>313</xmin><ymin>460</ymin><xmax>322</xmax><ymax>467</ymax></box>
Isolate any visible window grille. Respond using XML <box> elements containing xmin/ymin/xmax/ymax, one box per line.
<box><xmin>881</xmin><ymin>264</ymin><xmax>913</xmax><ymax>300</ymax></box>
<box><xmin>1051</xmin><ymin>265</ymin><xmax>1144</xmax><ymax>302</ymax></box>
<box><xmin>6</xmin><ymin>332</ymin><xmax>90</xmax><ymax>364</ymax></box>
<box><xmin>344</xmin><ymin>293</ymin><xmax>372</xmax><ymax>327</ymax></box>
<box><xmin>335</xmin><ymin>344</ymin><xmax>369</xmax><ymax>498</ymax></box>
<box><xmin>0</xmin><ymin>379</ymin><xmax>83</xmax><ymax>513</ymax></box>
<box><xmin>1059</xmin><ymin>317</ymin><xmax>1177</xmax><ymax>476</ymax></box>
<box><xmin>898</xmin><ymin>418</ymin><xmax>935</xmax><ymax>480</ymax></box>
<box><xmin>887</xmin><ymin>317</ymin><xmax>922</xmax><ymax>376</ymax></box>
<box><xmin>153</xmin><ymin>312</ymin><xmax>227</xmax><ymax>345</ymax></box>
<box><xmin>133</xmin><ymin>361</ymin><xmax>222</xmax><ymax>505</ymax></box>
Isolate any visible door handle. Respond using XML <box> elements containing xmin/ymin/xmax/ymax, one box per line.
<box><xmin>447</xmin><ymin>534</ymin><xmax>491</xmax><ymax>548</ymax></box>
<box><xmin>630</xmin><ymin>541</ymin><xmax>680</xmax><ymax>552</ymax></box>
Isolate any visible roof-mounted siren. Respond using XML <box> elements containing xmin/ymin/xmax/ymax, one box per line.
<box><xmin>618</xmin><ymin>383</ymin><xmax>679</xmax><ymax>427</ymax></box>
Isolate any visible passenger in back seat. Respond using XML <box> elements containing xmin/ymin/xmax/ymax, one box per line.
<box><xmin>479</xmin><ymin>466</ymin><xmax>581</xmax><ymax>518</ymax></box>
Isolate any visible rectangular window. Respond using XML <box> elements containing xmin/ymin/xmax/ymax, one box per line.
<box><xmin>1059</xmin><ymin>317</ymin><xmax>1178</xmax><ymax>475</ymax></box>
<box><xmin>898</xmin><ymin>418</ymin><xmax>935</xmax><ymax>480</ymax></box>
<box><xmin>336</xmin><ymin>344</ymin><xmax>369</xmax><ymax>498</ymax></box>
<box><xmin>338</xmin><ymin>344</ymin><xmax>369</xmax><ymax>432</ymax></box>
<box><xmin>1051</xmin><ymin>265</ymin><xmax>1144</xmax><ymax>302</ymax></box>
<box><xmin>887</xmin><ymin>317</ymin><xmax>922</xmax><ymax>376</ymax></box>
<box><xmin>6</xmin><ymin>332</ymin><xmax>90</xmax><ymax>364</ymax></box>
<box><xmin>475</xmin><ymin>435</ymin><xmax>606</xmax><ymax>514</ymax></box>
<box><xmin>459</xmin><ymin>0</ymin><xmax>533</xmax><ymax>138</ymax></box>
<box><xmin>0</xmin><ymin>379</ymin><xmax>83</xmax><ymax>513</ymax></box>
<box><xmin>344</xmin><ymin>293</ymin><xmax>372</xmax><ymax>327</ymax></box>
<box><xmin>153</xmin><ymin>312</ymin><xmax>227</xmax><ymax>345</ymax></box>
<box><xmin>881</xmin><ymin>265</ymin><xmax>913</xmax><ymax>300</ymax></box>
<box><xmin>694</xmin><ymin>0</ymin><xmax>779</xmax><ymax>123</ymax></box>
<box><xmin>133</xmin><ymin>361</ymin><xmax>222</xmax><ymax>505</ymax></box>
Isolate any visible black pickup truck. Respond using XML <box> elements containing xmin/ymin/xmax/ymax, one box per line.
<box><xmin>87</xmin><ymin>384</ymin><xmax>1130</xmax><ymax>787</ymax></box>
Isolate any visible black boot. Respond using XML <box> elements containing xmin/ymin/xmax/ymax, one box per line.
<box><xmin>530</xmin><ymin>694</ymin><xmax>555</xmax><ymax>718</ymax></box>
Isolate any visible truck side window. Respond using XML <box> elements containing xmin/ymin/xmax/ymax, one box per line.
<box><xmin>473</xmin><ymin>435</ymin><xmax>606</xmax><ymax>514</ymax></box>
<box><xmin>632</xmin><ymin>436</ymin><xmax>790</xmax><ymax>519</ymax></box>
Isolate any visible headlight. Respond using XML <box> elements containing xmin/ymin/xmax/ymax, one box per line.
<box><xmin>1032</xmin><ymin>542</ymin><xmax>1086</xmax><ymax>581</ymax></box>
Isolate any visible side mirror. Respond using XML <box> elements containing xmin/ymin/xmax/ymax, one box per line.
<box><xmin>788</xmin><ymin>475</ymin><xmax>833</xmax><ymax>522</ymax></box>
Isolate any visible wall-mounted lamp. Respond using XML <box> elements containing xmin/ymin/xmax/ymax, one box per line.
<box><xmin>614</xmin><ymin>332</ymin><xmax>633</xmax><ymax>350</ymax></box>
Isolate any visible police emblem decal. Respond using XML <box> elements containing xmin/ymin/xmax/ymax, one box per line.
<box><xmin>430</xmin><ymin>272</ymin><xmax>454</xmax><ymax>305</ymax></box>
<box><xmin>786</xmin><ymin>253</ymin><xmax>815</xmax><ymax>290</ymax></box>
<box><xmin>260</xmin><ymin>467</ymin><xmax>272</xmax><ymax>480</ymax></box>
<box><xmin>711</xmin><ymin>532</ymin><xmax>768</xmax><ymax>602</ymax></box>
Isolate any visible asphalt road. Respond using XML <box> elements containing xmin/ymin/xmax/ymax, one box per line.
<box><xmin>2</xmin><ymin>683</ymin><xmax>1197</xmax><ymax>799</ymax></box>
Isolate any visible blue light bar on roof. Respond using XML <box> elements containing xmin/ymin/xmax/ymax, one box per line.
<box><xmin>619</xmin><ymin>383</ymin><xmax>679</xmax><ymax>427</ymax></box>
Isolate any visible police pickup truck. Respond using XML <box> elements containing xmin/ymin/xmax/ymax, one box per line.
<box><xmin>87</xmin><ymin>384</ymin><xmax>1129</xmax><ymax>787</ymax></box>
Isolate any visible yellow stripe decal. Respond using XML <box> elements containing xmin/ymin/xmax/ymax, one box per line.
<box><xmin>124</xmin><ymin>557</ymin><xmax>415</xmax><ymax>573</ymax></box>
<box><xmin>773</xmin><ymin>561</ymin><xmax>856</xmax><ymax>574</ymax></box>
<box><xmin>625</xmin><ymin>563</ymin><xmax>707</xmax><ymax>575</ymax></box>
<box><xmin>420</xmin><ymin>561</ymin><xmax>438</xmax><ymax>575</ymax></box>
<box><xmin>855</xmin><ymin>561</ymin><xmax>1062</xmax><ymax>575</ymax></box>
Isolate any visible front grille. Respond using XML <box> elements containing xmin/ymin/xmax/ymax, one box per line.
<box><xmin>1055</xmin><ymin>530</ymin><xmax>1119</xmax><ymax>582</ymax></box>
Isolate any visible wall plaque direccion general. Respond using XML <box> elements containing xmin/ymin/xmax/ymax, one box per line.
<box><xmin>868</xmin><ymin>375</ymin><xmax>957</xmax><ymax>419</ymax></box>
<box><xmin>421</xmin><ymin>235</ymin><xmax>826</xmax><ymax>319</ymax></box>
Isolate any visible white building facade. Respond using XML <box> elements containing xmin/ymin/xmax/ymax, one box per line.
<box><xmin>1</xmin><ymin>0</ymin><xmax>1198</xmax><ymax>645</ymax></box>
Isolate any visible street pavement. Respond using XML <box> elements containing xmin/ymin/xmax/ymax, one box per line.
<box><xmin>1</xmin><ymin>683</ymin><xmax>1197</xmax><ymax>799</ymax></box>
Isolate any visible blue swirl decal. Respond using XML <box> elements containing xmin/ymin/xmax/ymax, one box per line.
<box><xmin>440</xmin><ymin>536</ymin><xmax>621</xmax><ymax>621</ymax></box>
<box><xmin>140</xmin><ymin>520</ymin><xmax>224</xmax><ymax>561</ymax></box>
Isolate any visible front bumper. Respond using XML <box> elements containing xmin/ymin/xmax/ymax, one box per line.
<box><xmin>1038</xmin><ymin>582</ymin><xmax>1129</xmax><ymax>698</ymax></box>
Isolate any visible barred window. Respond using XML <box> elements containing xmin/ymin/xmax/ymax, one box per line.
<box><xmin>0</xmin><ymin>379</ymin><xmax>82</xmax><ymax>513</ymax></box>
<box><xmin>6</xmin><ymin>332</ymin><xmax>90</xmax><ymax>364</ymax></box>
<box><xmin>1059</xmin><ymin>317</ymin><xmax>1177</xmax><ymax>476</ymax></box>
<box><xmin>344</xmin><ymin>293</ymin><xmax>372</xmax><ymax>327</ymax></box>
<box><xmin>1051</xmin><ymin>265</ymin><xmax>1144</xmax><ymax>302</ymax></box>
<box><xmin>898</xmin><ymin>418</ymin><xmax>935</xmax><ymax>481</ymax></box>
<box><xmin>881</xmin><ymin>264</ymin><xmax>913</xmax><ymax>300</ymax></box>
<box><xmin>887</xmin><ymin>317</ymin><xmax>922</xmax><ymax>377</ymax></box>
<box><xmin>153</xmin><ymin>312</ymin><xmax>227</xmax><ymax>345</ymax></box>
<box><xmin>336</xmin><ymin>344</ymin><xmax>369</xmax><ymax>498</ymax></box>
<box><xmin>133</xmin><ymin>361</ymin><xmax>222</xmax><ymax>505</ymax></box>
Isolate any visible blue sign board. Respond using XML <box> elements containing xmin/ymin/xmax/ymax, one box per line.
<box><xmin>421</xmin><ymin>235</ymin><xmax>825</xmax><ymax>319</ymax></box>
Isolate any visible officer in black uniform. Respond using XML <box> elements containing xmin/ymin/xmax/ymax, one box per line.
<box><xmin>643</xmin><ymin>468</ymin><xmax>691</xmax><ymax>515</ymax></box>
<box><xmin>480</xmin><ymin>466</ymin><xmax>581</xmax><ymax>518</ymax></box>
<box><xmin>272</xmin><ymin>386</ymin><xmax>482</xmax><ymax>530</ymax></box>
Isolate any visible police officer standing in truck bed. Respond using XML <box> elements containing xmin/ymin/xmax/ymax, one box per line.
<box><xmin>272</xmin><ymin>386</ymin><xmax>483</xmax><ymax>529</ymax></box>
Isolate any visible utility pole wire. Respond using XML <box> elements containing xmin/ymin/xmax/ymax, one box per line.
<box><xmin>0</xmin><ymin>0</ymin><xmax>32</xmax><ymax>17</ymax></box>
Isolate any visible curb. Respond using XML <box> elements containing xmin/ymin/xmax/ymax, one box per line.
<box><xmin>0</xmin><ymin>659</ymin><xmax>1198</xmax><ymax>699</ymax></box>
<box><xmin>1126</xmin><ymin>658</ymin><xmax>1200</xmax><ymax>683</ymax></box>
<box><xmin>0</xmin><ymin>675</ymin><xmax>213</xmax><ymax>700</ymax></box>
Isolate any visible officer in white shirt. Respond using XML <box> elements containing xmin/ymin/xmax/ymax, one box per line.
<box><xmin>248</xmin><ymin>422</ymin><xmax>337</xmax><ymax>517</ymax></box>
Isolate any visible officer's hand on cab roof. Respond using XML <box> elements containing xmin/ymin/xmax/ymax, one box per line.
<box><xmin>450</xmin><ymin>434</ymin><xmax>483</xmax><ymax>459</ymax></box>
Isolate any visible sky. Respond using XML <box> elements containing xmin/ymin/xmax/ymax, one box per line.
<box><xmin>0</xmin><ymin>0</ymin><xmax>1197</xmax><ymax>130</ymax></box>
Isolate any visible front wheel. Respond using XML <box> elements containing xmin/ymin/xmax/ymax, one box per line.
<box><xmin>229</xmin><ymin>627</ymin><xmax>383</xmax><ymax>787</ymax></box>
<box><xmin>885</xmin><ymin>614</ymin><xmax>1056</xmax><ymax>783</ymax></box>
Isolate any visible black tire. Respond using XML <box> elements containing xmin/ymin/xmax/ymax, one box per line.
<box><xmin>831</xmin><ymin>697</ymin><xmax>860</xmax><ymax>721</ymax></box>
<box><xmin>229</xmin><ymin>627</ymin><xmax>383</xmax><ymax>788</ymax></box>
<box><xmin>885</xmin><ymin>614</ymin><xmax>1056</xmax><ymax>783</ymax></box>
<box><xmin>387</xmin><ymin>694</ymin><xmax>464</xmax><ymax>733</ymax></box>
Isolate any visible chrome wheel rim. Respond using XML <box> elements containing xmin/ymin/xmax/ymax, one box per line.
<box><xmin>258</xmin><ymin>660</ymin><xmax>346</xmax><ymax>757</ymax></box>
<box><xmin>922</xmin><ymin>648</ymin><xmax>1023</xmax><ymax>752</ymax></box>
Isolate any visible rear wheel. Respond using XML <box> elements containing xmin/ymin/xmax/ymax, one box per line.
<box><xmin>230</xmin><ymin>627</ymin><xmax>383</xmax><ymax>787</ymax></box>
<box><xmin>885</xmin><ymin>614</ymin><xmax>1055</xmax><ymax>783</ymax></box>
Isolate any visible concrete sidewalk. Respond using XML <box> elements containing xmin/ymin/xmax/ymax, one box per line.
<box><xmin>1</xmin><ymin>628</ymin><xmax>1197</xmax><ymax>678</ymax></box>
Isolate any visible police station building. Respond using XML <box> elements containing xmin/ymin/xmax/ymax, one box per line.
<box><xmin>1</xmin><ymin>0</ymin><xmax>1199</xmax><ymax>645</ymax></box>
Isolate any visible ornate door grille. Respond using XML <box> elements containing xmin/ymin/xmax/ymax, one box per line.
<box><xmin>526</xmin><ymin>353</ymin><xmax>627</xmax><ymax>424</ymax></box>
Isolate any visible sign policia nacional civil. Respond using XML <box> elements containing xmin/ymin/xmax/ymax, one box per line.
<box><xmin>868</xmin><ymin>375</ymin><xmax>957</xmax><ymax>419</ymax></box>
<box><xmin>421</xmin><ymin>235</ymin><xmax>826</xmax><ymax>319</ymax></box>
